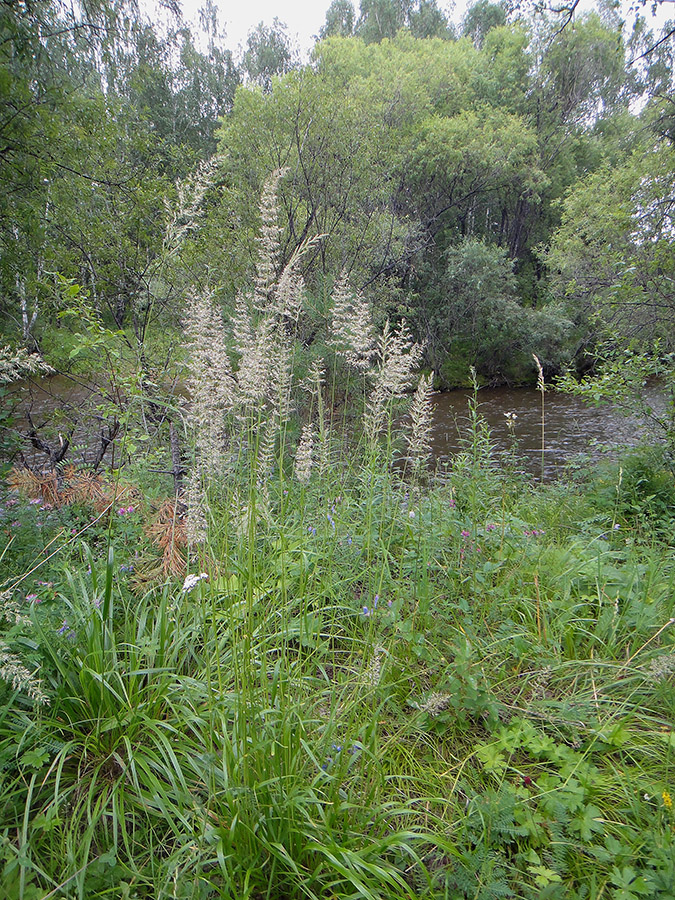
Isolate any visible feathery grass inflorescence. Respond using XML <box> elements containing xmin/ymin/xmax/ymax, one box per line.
<box><xmin>0</xmin><ymin>640</ymin><xmax>47</xmax><ymax>704</ymax></box>
<box><xmin>328</xmin><ymin>271</ymin><xmax>376</xmax><ymax>371</ymax></box>
<box><xmin>254</xmin><ymin>168</ymin><xmax>287</xmax><ymax>310</ymax></box>
<box><xmin>0</xmin><ymin>344</ymin><xmax>54</xmax><ymax>383</ymax></box>
<box><xmin>408</xmin><ymin>371</ymin><xmax>435</xmax><ymax>476</ymax></box>
<box><xmin>294</xmin><ymin>422</ymin><xmax>315</xmax><ymax>485</ymax></box>
<box><xmin>184</xmin><ymin>287</ymin><xmax>234</xmax><ymax>473</ymax></box>
<box><xmin>366</xmin><ymin>320</ymin><xmax>422</xmax><ymax>443</ymax></box>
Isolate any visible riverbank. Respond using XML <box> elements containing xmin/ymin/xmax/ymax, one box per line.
<box><xmin>1</xmin><ymin>419</ymin><xmax>674</xmax><ymax>898</ymax></box>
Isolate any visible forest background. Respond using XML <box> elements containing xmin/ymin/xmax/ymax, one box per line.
<box><xmin>1</xmin><ymin>0</ymin><xmax>674</xmax><ymax>395</ymax></box>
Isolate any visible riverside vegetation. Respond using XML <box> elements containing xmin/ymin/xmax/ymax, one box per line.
<box><xmin>2</xmin><ymin>173</ymin><xmax>675</xmax><ymax>900</ymax></box>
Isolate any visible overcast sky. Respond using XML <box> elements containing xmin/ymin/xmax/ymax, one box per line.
<box><xmin>152</xmin><ymin>0</ymin><xmax>673</xmax><ymax>59</ymax></box>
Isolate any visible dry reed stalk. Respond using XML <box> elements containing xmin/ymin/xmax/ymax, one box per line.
<box><xmin>7</xmin><ymin>466</ymin><xmax>60</xmax><ymax>506</ymax></box>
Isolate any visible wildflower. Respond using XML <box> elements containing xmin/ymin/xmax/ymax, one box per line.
<box><xmin>362</xmin><ymin>606</ymin><xmax>371</xmax><ymax>617</ymax></box>
<box><xmin>58</xmin><ymin>620</ymin><xmax>69</xmax><ymax>635</ymax></box>
<box><xmin>504</xmin><ymin>411</ymin><xmax>518</xmax><ymax>431</ymax></box>
<box><xmin>461</xmin><ymin>530</ymin><xmax>470</xmax><ymax>538</ymax></box>
<box><xmin>25</xmin><ymin>594</ymin><xmax>38</xmax><ymax>602</ymax></box>
<box><xmin>486</xmin><ymin>523</ymin><xmax>497</xmax><ymax>532</ymax></box>
<box><xmin>663</xmin><ymin>790</ymin><xmax>673</xmax><ymax>810</ymax></box>
<box><xmin>11</xmin><ymin>521</ymin><xmax>20</xmax><ymax>527</ymax></box>
<box><xmin>29</xmin><ymin>498</ymin><xmax>41</xmax><ymax>505</ymax></box>
<box><xmin>327</xmin><ymin>512</ymin><xmax>336</xmax><ymax>530</ymax></box>
<box><xmin>408</xmin><ymin>510</ymin><xmax>415</xmax><ymax>519</ymax></box>
<box><xmin>373</xmin><ymin>594</ymin><xmax>379</xmax><ymax>609</ymax></box>
<box><xmin>182</xmin><ymin>572</ymin><xmax>209</xmax><ymax>593</ymax></box>
<box><xmin>307</xmin><ymin>525</ymin><xmax>317</xmax><ymax>536</ymax></box>
<box><xmin>117</xmin><ymin>507</ymin><xmax>127</xmax><ymax>516</ymax></box>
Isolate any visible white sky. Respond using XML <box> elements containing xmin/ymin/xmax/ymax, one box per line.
<box><xmin>157</xmin><ymin>0</ymin><xmax>673</xmax><ymax>59</ymax></box>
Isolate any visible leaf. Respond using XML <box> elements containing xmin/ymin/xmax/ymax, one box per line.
<box><xmin>570</xmin><ymin>804</ymin><xmax>605</xmax><ymax>842</ymax></box>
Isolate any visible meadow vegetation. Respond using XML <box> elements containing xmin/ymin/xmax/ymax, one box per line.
<box><xmin>2</xmin><ymin>175</ymin><xmax>675</xmax><ymax>900</ymax></box>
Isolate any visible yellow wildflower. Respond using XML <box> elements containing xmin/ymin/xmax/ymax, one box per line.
<box><xmin>662</xmin><ymin>790</ymin><xmax>673</xmax><ymax>810</ymax></box>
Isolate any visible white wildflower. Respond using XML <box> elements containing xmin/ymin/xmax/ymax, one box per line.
<box><xmin>181</xmin><ymin>572</ymin><xmax>209</xmax><ymax>593</ymax></box>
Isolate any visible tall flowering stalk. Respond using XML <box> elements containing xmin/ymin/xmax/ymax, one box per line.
<box><xmin>407</xmin><ymin>372</ymin><xmax>435</xmax><ymax>476</ymax></box>
<box><xmin>254</xmin><ymin>168</ymin><xmax>287</xmax><ymax>311</ymax></box>
<box><xmin>533</xmin><ymin>353</ymin><xmax>545</xmax><ymax>480</ymax></box>
<box><xmin>328</xmin><ymin>272</ymin><xmax>376</xmax><ymax>372</ymax></box>
<box><xmin>184</xmin><ymin>288</ymin><xmax>234</xmax><ymax>474</ymax></box>
<box><xmin>294</xmin><ymin>422</ymin><xmax>315</xmax><ymax>485</ymax></box>
<box><xmin>366</xmin><ymin>321</ymin><xmax>422</xmax><ymax>444</ymax></box>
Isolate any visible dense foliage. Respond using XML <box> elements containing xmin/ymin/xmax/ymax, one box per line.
<box><xmin>1</xmin><ymin>1</ymin><xmax>675</xmax><ymax>897</ymax></box>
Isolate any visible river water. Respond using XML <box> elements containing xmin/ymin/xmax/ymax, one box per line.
<box><xmin>430</xmin><ymin>383</ymin><xmax>666</xmax><ymax>480</ymax></box>
<box><xmin>5</xmin><ymin>375</ymin><xmax>667</xmax><ymax>480</ymax></box>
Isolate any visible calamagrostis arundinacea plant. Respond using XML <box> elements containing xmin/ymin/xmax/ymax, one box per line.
<box><xmin>294</xmin><ymin>422</ymin><xmax>315</xmax><ymax>485</ymax></box>
<box><xmin>0</xmin><ymin>345</ymin><xmax>53</xmax><ymax>383</ymax></box>
<box><xmin>186</xmin><ymin>467</ymin><xmax>208</xmax><ymax>546</ymax></box>
<box><xmin>273</xmin><ymin>234</ymin><xmax>323</xmax><ymax>323</ymax></box>
<box><xmin>0</xmin><ymin>641</ymin><xmax>47</xmax><ymax>704</ymax></box>
<box><xmin>234</xmin><ymin>301</ymin><xmax>273</xmax><ymax>413</ymax></box>
<box><xmin>328</xmin><ymin>272</ymin><xmax>376</xmax><ymax>371</ymax></box>
<box><xmin>254</xmin><ymin>168</ymin><xmax>288</xmax><ymax>311</ymax></box>
<box><xmin>0</xmin><ymin>588</ymin><xmax>31</xmax><ymax>627</ymax></box>
<box><xmin>164</xmin><ymin>156</ymin><xmax>220</xmax><ymax>255</ymax></box>
<box><xmin>407</xmin><ymin>372</ymin><xmax>435</xmax><ymax>475</ymax></box>
<box><xmin>366</xmin><ymin>321</ymin><xmax>422</xmax><ymax>443</ymax></box>
<box><xmin>184</xmin><ymin>288</ymin><xmax>234</xmax><ymax>472</ymax></box>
